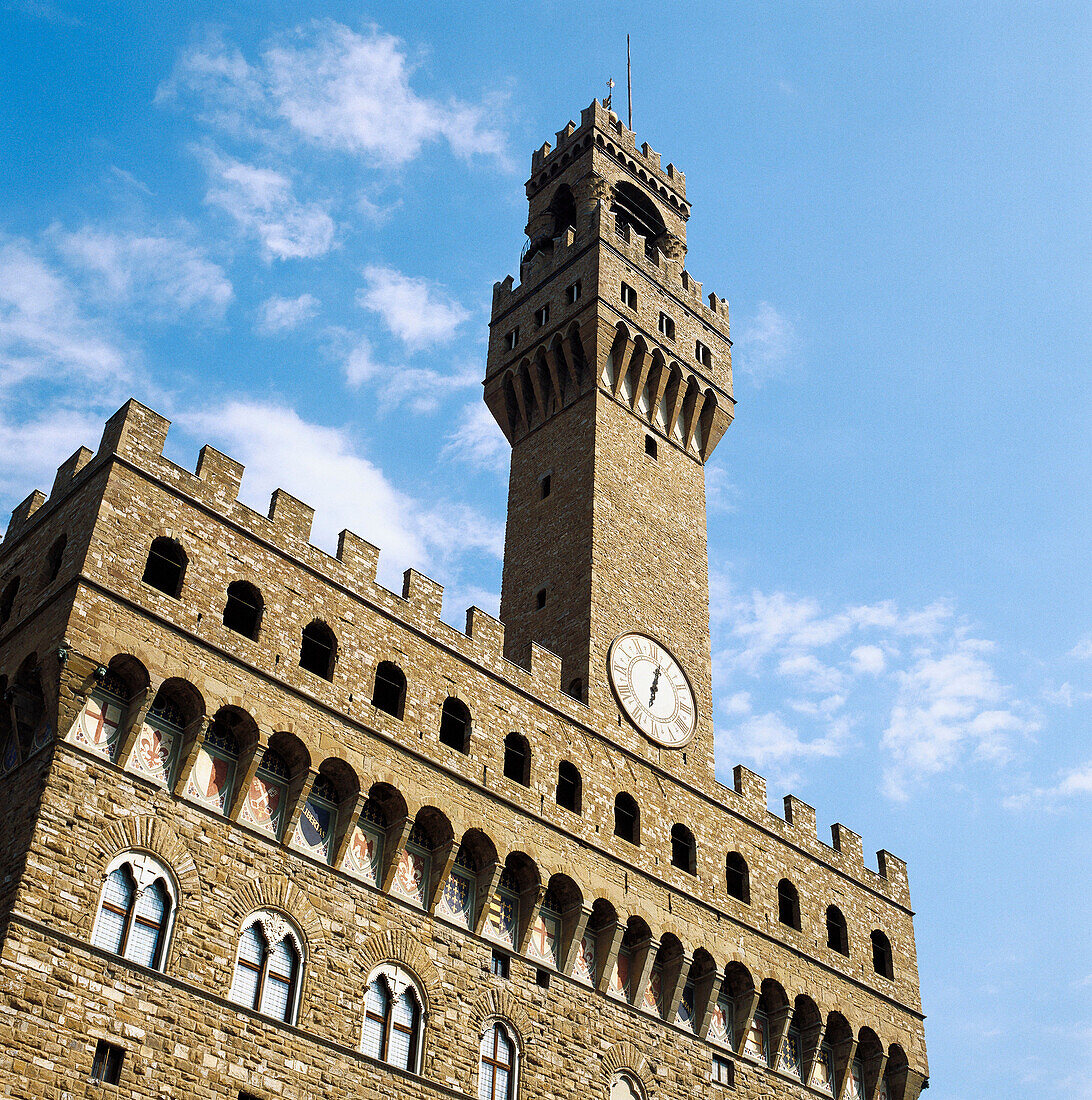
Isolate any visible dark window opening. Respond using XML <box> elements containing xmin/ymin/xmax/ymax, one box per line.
<box><xmin>696</xmin><ymin>340</ymin><xmax>712</xmax><ymax>367</ymax></box>
<box><xmin>535</xmin><ymin>968</ymin><xmax>551</xmax><ymax>988</ymax></box>
<box><xmin>556</xmin><ymin>761</ymin><xmax>581</xmax><ymax>813</ymax></box>
<box><xmin>45</xmin><ymin>535</ymin><xmax>67</xmax><ymax>584</ymax></box>
<box><xmin>777</xmin><ymin>879</ymin><xmax>801</xmax><ymax>930</ymax></box>
<box><xmin>439</xmin><ymin>697</ymin><xmax>471</xmax><ymax>753</ymax></box>
<box><xmin>871</xmin><ymin>930</ymin><xmax>894</xmax><ymax>979</ymax></box>
<box><xmin>503</xmin><ymin>732</ymin><xmax>530</xmax><ymax>786</ymax></box>
<box><xmin>534</xmin><ymin>304</ymin><xmax>550</xmax><ymax>327</ymax></box>
<box><xmin>505</xmin><ymin>327</ymin><xmax>519</xmax><ymax>351</ymax></box>
<box><xmin>534</xmin><ymin>587</ymin><xmax>547</xmax><ymax>610</ymax></box>
<box><xmin>565</xmin><ymin>678</ymin><xmax>583</xmax><ymax>703</ymax></box>
<box><xmin>826</xmin><ymin>905</ymin><xmax>849</xmax><ymax>955</ymax></box>
<box><xmin>91</xmin><ymin>1040</ymin><xmax>124</xmax><ymax>1084</ymax></box>
<box><xmin>372</xmin><ymin>661</ymin><xmax>406</xmax><ymax>720</ymax></box>
<box><xmin>670</xmin><ymin>823</ymin><xmax>696</xmax><ymax>874</ymax></box>
<box><xmin>645</xmin><ymin>434</ymin><xmax>658</xmax><ymax>459</ymax></box>
<box><xmin>566</xmin><ymin>280</ymin><xmax>582</xmax><ymax>305</ymax></box>
<box><xmin>725</xmin><ymin>852</ymin><xmax>750</xmax><ymax>903</ymax></box>
<box><xmin>614</xmin><ymin>792</ymin><xmax>639</xmax><ymax>844</ymax></box>
<box><xmin>611</xmin><ymin>181</ymin><xmax>667</xmax><ymax>249</ymax></box>
<box><xmin>223</xmin><ymin>580</ymin><xmax>263</xmax><ymax>640</ymax></box>
<box><xmin>0</xmin><ymin>576</ymin><xmax>19</xmax><ymax>624</ymax></box>
<box><xmin>620</xmin><ymin>282</ymin><xmax>637</xmax><ymax>310</ymax></box>
<box><xmin>711</xmin><ymin>1055</ymin><xmax>733</xmax><ymax>1086</ymax></box>
<box><xmin>141</xmin><ymin>537</ymin><xmax>186</xmax><ymax>599</ymax></box>
<box><xmin>539</xmin><ymin>473</ymin><xmax>552</xmax><ymax>499</ymax></box>
<box><xmin>658</xmin><ymin>312</ymin><xmax>676</xmax><ymax>340</ymax></box>
<box><xmin>490</xmin><ymin>949</ymin><xmax>510</xmax><ymax>978</ymax></box>
<box><xmin>299</xmin><ymin>620</ymin><xmax>336</xmax><ymax>680</ymax></box>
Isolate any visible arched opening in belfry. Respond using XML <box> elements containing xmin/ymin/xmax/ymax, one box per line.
<box><xmin>611</xmin><ymin>181</ymin><xmax>667</xmax><ymax>256</ymax></box>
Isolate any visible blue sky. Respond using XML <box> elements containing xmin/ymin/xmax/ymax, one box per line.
<box><xmin>2</xmin><ymin>2</ymin><xmax>1089</xmax><ymax>1095</ymax></box>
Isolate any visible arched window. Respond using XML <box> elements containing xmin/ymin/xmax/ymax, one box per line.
<box><xmin>614</xmin><ymin>792</ymin><xmax>639</xmax><ymax>844</ymax></box>
<box><xmin>478</xmin><ymin>1020</ymin><xmax>518</xmax><ymax>1100</ymax></box>
<box><xmin>131</xmin><ymin>679</ymin><xmax>198</xmax><ymax>789</ymax></box>
<box><xmin>777</xmin><ymin>879</ymin><xmax>801</xmax><ymax>930</ymax></box>
<box><xmin>223</xmin><ymin>581</ymin><xmax>263</xmax><ymax>640</ymax></box>
<box><xmin>361</xmin><ymin>964</ymin><xmax>424</xmax><ymax>1072</ymax></box>
<box><xmin>240</xmin><ymin>746</ymin><xmax>291</xmax><ymax>838</ymax></box>
<box><xmin>556</xmin><ymin>760</ymin><xmax>581</xmax><ymax>813</ymax></box>
<box><xmin>610</xmin><ymin>1072</ymin><xmax>646</xmax><ymax>1100</ymax></box>
<box><xmin>91</xmin><ymin>853</ymin><xmax>176</xmax><ymax>970</ymax></box>
<box><xmin>183</xmin><ymin>711</ymin><xmax>241</xmax><ymax>815</ymax></box>
<box><xmin>229</xmin><ymin>910</ymin><xmax>303</xmax><ymax>1023</ymax></box>
<box><xmin>826</xmin><ymin>905</ymin><xmax>849</xmax><ymax>955</ymax></box>
<box><xmin>299</xmin><ymin>620</ymin><xmax>336</xmax><ymax>679</ymax></box>
<box><xmin>0</xmin><ymin>576</ymin><xmax>19</xmax><ymax>624</ymax></box>
<box><xmin>503</xmin><ymin>732</ymin><xmax>530</xmax><ymax>786</ymax></box>
<box><xmin>372</xmin><ymin>661</ymin><xmax>406</xmax><ymax>719</ymax></box>
<box><xmin>45</xmin><ymin>535</ymin><xmax>67</xmax><ymax>583</ymax></box>
<box><xmin>439</xmin><ymin>697</ymin><xmax>470</xmax><ymax>753</ymax></box>
<box><xmin>871</xmin><ymin>929</ymin><xmax>894</xmax><ymax>979</ymax></box>
<box><xmin>565</xmin><ymin>678</ymin><xmax>584</xmax><ymax>703</ymax></box>
<box><xmin>670</xmin><ymin>823</ymin><xmax>696</xmax><ymax>874</ymax></box>
<box><xmin>725</xmin><ymin>852</ymin><xmax>750</xmax><ymax>903</ymax></box>
<box><xmin>67</xmin><ymin>656</ymin><xmax>147</xmax><ymax>763</ymax></box>
<box><xmin>141</xmin><ymin>537</ymin><xmax>186</xmax><ymax>598</ymax></box>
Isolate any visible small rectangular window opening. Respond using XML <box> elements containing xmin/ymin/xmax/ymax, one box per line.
<box><xmin>711</xmin><ymin>1055</ymin><xmax>733</xmax><ymax>1086</ymax></box>
<box><xmin>566</xmin><ymin>280</ymin><xmax>582</xmax><ymax>304</ymax></box>
<box><xmin>535</xmin><ymin>968</ymin><xmax>551</xmax><ymax>989</ymax></box>
<box><xmin>534</xmin><ymin>587</ymin><xmax>547</xmax><ymax>610</ymax></box>
<box><xmin>490</xmin><ymin>949</ymin><xmax>510</xmax><ymax>978</ymax></box>
<box><xmin>620</xmin><ymin>282</ymin><xmax>637</xmax><ymax>309</ymax></box>
<box><xmin>91</xmin><ymin>1040</ymin><xmax>124</xmax><ymax>1085</ymax></box>
<box><xmin>505</xmin><ymin>327</ymin><xmax>519</xmax><ymax>351</ymax></box>
<box><xmin>534</xmin><ymin>304</ymin><xmax>550</xmax><ymax>327</ymax></box>
<box><xmin>239</xmin><ymin>1093</ymin><xmax>264</xmax><ymax>1100</ymax></box>
<box><xmin>658</xmin><ymin>312</ymin><xmax>676</xmax><ymax>340</ymax></box>
<box><xmin>696</xmin><ymin>340</ymin><xmax>712</xmax><ymax>367</ymax></box>
<box><xmin>539</xmin><ymin>472</ymin><xmax>552</xmax><ymax>499</ymax></box>
<box><xmin>645</xmin><ymin>434</ymin><xmax>658</xmax><ymax>459</ymax></box>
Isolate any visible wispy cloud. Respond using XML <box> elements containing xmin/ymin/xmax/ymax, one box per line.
<box><xmin>734</xmin><ymin>301</ymin><xmax>798</xmax><ymax>383</ymax></box>
<box><xmin>256</xmin><ymin>293</ymin><xmax>320</xmax><ymax>335</ymax></box>
<box><xmin>201</xmin><ymin>148</ymin><xmax>335</xmax><ymax>260</ymax></box>
<box><xmin>712</xmin><ymin>573</ymin><xmax>1035</xmax><ymax>799</ymax></box>
<box><xmin>159</xmin><ymin>21</ymin><xmax>507</xmax><ymax>168</ymax></box>
<box><xmin>53</xmin><ymin>225</ymin><xmax>233</xmax><ymax>320</ymax></box>
<box><xmin>357</xmin><ymin>264</ymin><xmax>468</xmax><ymax>349</ymax></box>
<box><xmin>1069</xmin><ymin>636</ymin><xmax>1092</xmax><ymax>660</ymax></box>
<box><xmin>441</xmin><ymin>402</ymin><xmax>509</xmax><ymax>473</ymax></box>
<box><xmin>1005</xmin><ymin>761</ymin><xmax>1092</xmax><ymax>811</ymax></box>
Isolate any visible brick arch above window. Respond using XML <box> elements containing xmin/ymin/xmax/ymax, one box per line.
<box><xmin>225</xmin><ymin>873</ymin><xmax>324</xmax><ymax>955</ymax></box>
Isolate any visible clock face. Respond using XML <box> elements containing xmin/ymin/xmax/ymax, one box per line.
<box><xmin>608</xmin><ymin>632</ymin><xmax>696</xmax><ymax>748</ymax></box>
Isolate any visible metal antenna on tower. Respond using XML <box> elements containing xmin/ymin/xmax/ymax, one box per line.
<box><xmin>627</xmin><ymin>34</ymin><xmax>633</xmax><ymax>129</ymax></box>
<box><xmin>605</xmin><ymin>76</ymin><xmax>614</xmax><ymax>110</ymax></box>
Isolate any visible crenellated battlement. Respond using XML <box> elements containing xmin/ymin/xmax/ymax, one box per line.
<box><xmin>0</xmin><ymin>398</ymin><xmax>908</xmax><ymax>907</ymax></box>
<box><xmin>529</xmin><ymin>100</ymin><xmax>689</xmax><ymax>210</ymax></box>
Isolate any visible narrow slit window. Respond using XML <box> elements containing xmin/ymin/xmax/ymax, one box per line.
<box><xmin>658</xmin><ymin>312</ymin><xmax>676</xmax><ymax>340</ymax></box>
<box><xmin>566</xmin><ymin>280</ymin><xmax>582</xmax><ymax>304</ymax></box>
<box><xmin>505</xmin><ymin>327</ymin><xmax>519</xmax><ymax>351</ymax></box>
<box><xmin>91</xmin><ymin>1040</ymin><xmax>124</xmax><ymax>1084</ymax></box>
<box><xmin>645</xmin><ymin>434</ymin><xmax>658</xmax><ymax>459</ymax></box>
<box><xmin>620</xmin><ymin>282</ymin><xmax>637</xmax><ymax>309</ymax></box>
<box><xmin>539</xmin><ymin>473</ymin><xmax>552</xmax><ymax>499</ymax></box>
<box><xmin>534</xmin><ymin>586</ymin><xmax>547</xmax><ymax>610</ymax></box>
<box><xmin>695</xmin><ymin>340</ymin><xmax>712</xmax><ymax>367</ymax></box>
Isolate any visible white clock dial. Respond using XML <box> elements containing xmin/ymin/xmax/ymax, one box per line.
<box><xmin>608</xmin><ymin>632</ymin><xmax>697</xmax><ymax>748</ymax></box>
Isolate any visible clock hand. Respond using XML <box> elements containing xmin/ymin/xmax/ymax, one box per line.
<box><xmin>649</xmin><ymin>665</ymin><xmax>661</xmax><ymax>708</ymax></box>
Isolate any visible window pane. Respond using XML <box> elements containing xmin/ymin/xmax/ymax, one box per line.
<box><xmin>363</xmin><ymin>979</ymin><xmax>390</xmax><ymax>1059</ymax></box>
<box><xmin>93</xmin><ymin>868</ymin><xmax>132</xmax><ymax>954</ymax></box>
<box><xmin>126</xmin><ymin>880</ymin><xmax>167</xmax><ymax>968</ymax></box>
<box><xmin>389</xmin><ymin>1021</ymin><xmax>413</xmax><ymax>1070</ymax></box>
<box><xmin>262</xmin><ymin>972</ymin><xmax>292</xmax><ymax>1021</ymax></box>
<box><xmin>268</xmin><ymin>938</ymin><xmax>296</xmax><ymax>982</ymax></box>
<box><xmin>478</xmin><ymin>1060</ymin><xmax>495</xmax><ymax>1100</ymax></box>
<box><xmin>230</xmin><ymin>926</ymin><xmax>264</xmax><ymax>1008</ymax></box>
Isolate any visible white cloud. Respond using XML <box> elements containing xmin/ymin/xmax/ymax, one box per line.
<box><xmin>881</xmin><ymin>640</ymin><xmax>1037</xmax><ymax>800</ymax></box>
<box><xmin>357</xmin><ymin>264</ymin><xmax>468</xmax><ymax>348</ymax></box>
<box><xmin>735</xmin><ymin>301</ymin><xmax>797</xmax><ymax>382</ymax></box>
<box><xmin>54</xmin><ymin>225</ymin><xmax>233</xmax><ymax>320</ymax></box>
<box><xmin>716</xmin><ymin>711</ymin><xmax>849</xmax><ymax>771</ymax></box>
<box><xmin>1005</xmin><ymin>761</ymin><xmax>1092</xmax><ymax>811</ymax></box>
<box><xmin>777</xmin><ymin>653</ymin><xmax>845</xmax><ymax>693</ymax></box>
<box><xmin>0</xmin><ymin>235</ymin><xmax>131</xmax><ymax>392</ymax></box>
<box><xmin>180</xmin><ymin>400</ymin><xmax>502</xmax><ymax>589</ymax></box>
<box><xmin>721</xmin><ymin>691</ymin><xmax>752</xmax><ymax>716</ymax></box>
<box><xmin>441</xmin><ymin>403</ymin><xmax>509</xmax><ymax>473</ymax></box>
<box><xmin>160</xmin><ymin>22</ymin><xmax>506</xmax><ymax>168</ymax></box>
<box><xmin>202</xmin><ymin>149</ymin><xmax>335</xmax><ymax>260</ymax></box>
<box><xmin>1069</xmin><ymin>636</ymin><xmax>1092</xmax><ymax>660</ymax></box>
<box><xmin>0</xmin><ymin>406</ymin><xmax>106</xmax><ymax>503</ymax></box>
<box><xmin>851</xmin><ymin>644</ymin><xmax>886</xmax><ymax>675</ymax></box>
<box><xmin>338</xmin><ymin>333</ymin><xmax>477</xmax><ymax>413</ymax></box>
<box><xmin>257</xmin><ymin>293</ymin><xmax>319</xmax><ymax>335</ymax></box>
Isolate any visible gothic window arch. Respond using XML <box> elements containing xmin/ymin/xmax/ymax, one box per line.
<box><xmin>777</xmin><ymin>878</ymin><xmax>801</xmax><ymax>930</ymax></box>
<box><xmin>609</xmin><ymin>1072</ymin><xmax>647</xmax><ymax>1100</ymax></box>
<box><xmin>826</xmin><ymin>904</ymin><xmax>849</xmax><ymax>955</ymax></box>
<box><xmin>361</xmin><ymin>964</ymin><xmax>425</xmax><ymax>1073</ymax></box>
<box><xmin>725</xmin><ymin>851</ymin><xmax>750</xmax><ymax>903</ymax></box>
<box><xmin>503</xmin><ymin>732</ymin><xmax>530</xmax><ymax>786</ymax></box>
<box><xmin>614</xmin><ymin>792</ymin><xmax>639</xmax><ymax>844</ymax></box>
<box><xmin>229</xmin><ymin>910</ymin><xmax>304</xmax><ymax>1024</ymax></box>
<box><xmin>439</xmin><ymin>697</ymin><xmax>471</xmax><ymax>753</ymax></box>
<box><xmin>670</xmin><ymin>823</ymin><xmax>696</xmax><ymax>874</ymax></box>
<box><xmin>556</xmin><ymin>760</ymin><xmax>581</xmax><ymax>813</ymax></box>
<box><xmin>299</xmin><ymin>620</ymin><xmax>336</xmax><ymax>680</ymax></box>
<box><xmin>478</xmin><ymin>1019</ymin><xmax>520</xmax><ymax>1100</ymax></box>
<box><xmin>90</xmin><ymin>852</ymin><xmax>177</xmax><ymax>971</ymax></box>
<box><xmin>871</xmin><ymin>929</ymin><xmax>894</xmax><ymax>979</ymax></box>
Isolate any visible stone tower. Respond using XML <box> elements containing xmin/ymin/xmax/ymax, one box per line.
<box><xmin>486</xmin><ymin>99</ymin><xmax>735</xmax><ymax>782</ymax></box>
